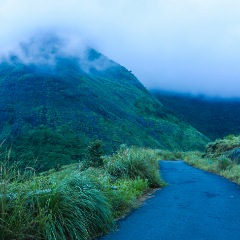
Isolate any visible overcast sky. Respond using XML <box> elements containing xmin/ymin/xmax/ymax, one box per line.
<box><xmin>1</xmin><ymin>0</ymin><xmax>240</xmax><ymax>97</ymax></box>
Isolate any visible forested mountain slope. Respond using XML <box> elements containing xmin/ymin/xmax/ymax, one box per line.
<box><xmin>152</xmin><ymin>91</ymin><xmax>240</xmax><ymax>140</ymax></box>
<box><xmin>0</xmin><ymin>35</ymin><xmax>208</xmax><ymax>170</ymax></box>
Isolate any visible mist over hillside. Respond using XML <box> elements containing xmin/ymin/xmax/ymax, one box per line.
<box><xmin>152</xmin><ymin>90</ymin><xmax>240</xmax><ymax>140</ymax></box>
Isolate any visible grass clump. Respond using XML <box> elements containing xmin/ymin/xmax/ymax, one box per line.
<box><xmin>46</xmin><ymin>174</ymin><xmax>112</xmax><ymax>240</ymax></box>
<box><xmin>216</xmin><ymin>155</ymin><xmax>232</xmax><ymax>171</ymax></box>
<box><xmin>102</xmin><ymin>177</ymin><xmax>149</xmax><ymax>218</ymax></box>
<box><xmin>106</xmin><ymin>145</ymin><xmax>163</xmax><ymax>188</ymax></box>
<box><xmin>0</xmin><ymin>164</ymin><xmax>112</xmax><ymax>240</ymax></box>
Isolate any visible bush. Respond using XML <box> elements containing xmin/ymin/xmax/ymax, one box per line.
<box><xmin>156</xmin><ymin>150</ymin><xmax>176</xmax><ymax>160</ymax></box>
<box><xmin>84</xmin><ymin>140</ymin><xmax>104</xmax><ymax>168</ymax></box>
<box><xmin>217</xmin><ymin>155</ymin><xmax>232</xmax><ymax>171</ymax></box>
<box><xmin>222</xmin><ymin>164</ymin><xmax>240</xmax><ymax>184</ymax></box>
<box><xmin>206</xmin><ymin>135</ymin><xmax>240</xmax><ymax>156</ymax></box>
<box><xmin>106</xmin><ymin>147</ymin><xmax>162</xmax><ymax>187</ymax></box>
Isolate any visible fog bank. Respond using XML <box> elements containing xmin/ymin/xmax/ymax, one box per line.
<box><xmin>1</xmin><ymin>0</ymin><xmax>240</xmax><ymax>97</ymax></box>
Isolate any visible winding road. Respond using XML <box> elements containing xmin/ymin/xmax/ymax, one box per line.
<box><xmin>100</xmin><ymin>161</ymin><xmax>240</xmax><ymax>240</ymax></box>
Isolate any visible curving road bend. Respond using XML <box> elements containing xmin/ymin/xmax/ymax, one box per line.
<box><xmin>100</xmin><ymin>161</ymin><xmax>240</xmax><ymax>240</ymax></box>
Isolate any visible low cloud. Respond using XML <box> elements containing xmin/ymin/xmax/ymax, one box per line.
<box><xmin>2</xmin><ymin>32</ymin><xmax>87</xmax><ymax>64</ymax></box>
<box><xmin>1</xmin><ymin>0</ymin><xmax>240</xmax><ymax>97</ymax></box>
<box><xmin>1</xmin><ymin>31</ymin><xmax>115</xmax><ymax>75</ymax></box>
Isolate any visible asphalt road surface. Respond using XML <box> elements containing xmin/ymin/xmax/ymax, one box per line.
<box><xmin>100</xmin><ymin>161</ymin><xmax>240</xmax><ymax>240</ymax></box>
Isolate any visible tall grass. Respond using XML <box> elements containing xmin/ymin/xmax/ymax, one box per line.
<box><xmin>183</xmin><ymin>151</ymin><xmax>240</xmax><ymax>185</ymax></box>
<box><xmin>0</xmin><ymin>145</ymin><xmax>164</xmax><ymax>239</ymax></box>
<box><xmin>42</xmin><ymin>174</ymin><xmax>112</xmax><ymax>240</ymax></box>
<box><xmin>106</xmin><ymin>146</ymin><xmax>163</xmax><ymax>187</ymax></box>
<box><xmin>0</xmin><ymin>164</ymin><xmax>112</xmax><ymax>239</ymax></box>
<box><xmin>101</xmin><ymin>176</ymin><xmax>149</xmax><ymax>218</ymax></box>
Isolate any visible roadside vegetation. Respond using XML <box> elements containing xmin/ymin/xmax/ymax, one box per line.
<box><xmin>0</xmin><ymin>142</ymin><xmax>164</xmax><ymax>240</ymax></box>
<box><xmin>184</xmin><ymin>151</ymin><xmax>240</xmax><ymax>184</ymax></box>
<box><xmin>161</xmin><ymin>135</ymin><xmax>240</xmax><ymax>185</ymax></box>
<box><xmin>155</xmin><ymin>135</ymin><xmax>240</xmax><ymax>185</ymax></box>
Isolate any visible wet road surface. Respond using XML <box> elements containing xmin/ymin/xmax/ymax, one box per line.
<box><xmin>100</xmin><ymin>161</ymin><xmax>240</xmax><ymax>240</ymax></box>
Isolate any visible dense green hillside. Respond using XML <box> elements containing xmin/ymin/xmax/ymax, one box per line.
<box><xmin>0</xmin><ymin>36</ymin><xmax>208</xmax><ymax>170</ymax></box>
<box><xmin>152</xmin><ymin>91</ymin><xmax>240</xmax><ymax>140</ymax></box>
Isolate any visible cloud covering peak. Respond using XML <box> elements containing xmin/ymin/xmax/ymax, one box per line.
<box><xmin>1</xmin><ymin>0</ymin><xmax>240</xmax><ymax>97</ymax></box>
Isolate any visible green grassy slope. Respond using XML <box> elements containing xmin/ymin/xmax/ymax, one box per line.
<box><xmin>152</xmin><ymin>91</ymin><xmax>240</xmax><ymax>140</ymax></box>
<box><xmin>0</xmin><ymin>38</ymin><xmax>208</xmax><ymax>170</ymax></box>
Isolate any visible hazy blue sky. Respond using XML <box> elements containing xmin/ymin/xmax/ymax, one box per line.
<box><xmin>1</xmin><ymin>0</ymin><xmax>240</xmax><ymax>97</ymax></box>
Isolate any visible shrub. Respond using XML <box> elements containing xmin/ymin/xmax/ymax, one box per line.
<box><xmin>217</xmin><ymin>155</ymin><xmax>232</xmax><ymax>171</ymax></box>
<box><xmin>206</xmin><ymin>135</ymin><xmax>240</xmax><ymax>156</ymax></box>
<box><xmin>106</xmin><ymin>147</ymin><xmax>162</xmax><ymax>188</ymax></box>
<box><xmin>221</xmin><ymin>164</ymin><xmax>240</xmax><ymax>184</ymax></box>
<box><xmin>84</xmin><ymin>140</ymin><xmax>104</xmax><ymax>168</ymax></box>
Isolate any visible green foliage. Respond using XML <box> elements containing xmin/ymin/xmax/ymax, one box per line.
<box><xmin>204</xmin><ymin>135</ymin><xmax>240</xmax><ymax>164</ymax></box>
<box><xmin>44</xmin><ymin>174</ymin><xmax>112</xmax><ymax>240</ymax></box>
<box><xmin>156</xmin><ymin>150</ymin><xmax>184</xmax><ymax>160</ymax></box>
<box><xmin>0</xmin><ymin>145</ymin><xmax>164</xmax><ymax>239</ymax></box>
<box><xmin>216</xmin><ymin>155</ymin><xmax>232</xmax><ymax>171</ymax></box>
<box><xmin>105</xmin><ymin>178</ymin><xmax>149</xmax><ymax>218</ymax></box>
<box><xmin>183</xmin><ymin>151</ymin><xmax>240</xmax><ymax>184</ymax></box>
<box><xmin>10</xmin><ymin>127</ymin><xmax>86</xmax><ymax>172</ymax></box>
<box><xmin>206</xmin><ymin>135</ymin><xmax>240</xmax><ymax>156</ymax></box>
<box><xmin>0</xmin><ymin>165</ymin><xmax>112</xmax><ymax>239</ymax></box>
<box><xmin>84</xmin><ymin>140</ymin><xmax>104</xmax><ymax>168</ymax></box>
<box><xmin>106</xmin><ymin>146</ymin><xmax>163</xmax><ymax>188</ymax></box>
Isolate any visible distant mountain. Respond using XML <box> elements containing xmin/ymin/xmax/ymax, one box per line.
<box><xmin>152</xmin><ymin>90</ymin><xmax>240</xmax><ymax>140</ymax></box>
<box><xmin>0</xmin><ymin>35</ymin><xmax>208</xmax><ymax>170</ymax></box>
